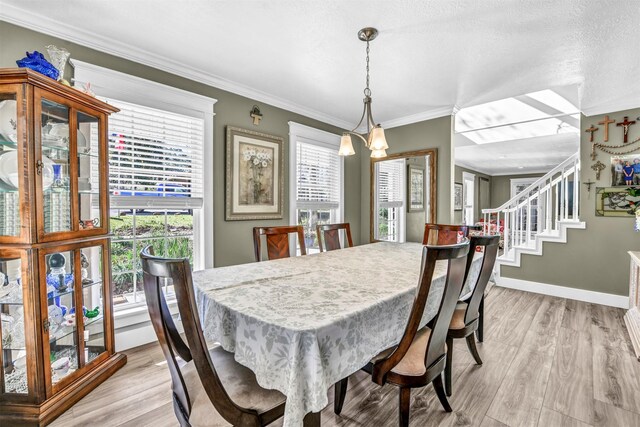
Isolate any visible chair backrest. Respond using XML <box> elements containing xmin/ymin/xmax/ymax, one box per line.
<box><xmin>461</xmin><ymin>234</ymin><xmax>500</xmax><ymax>325</ymax></box>
<box><xmin>422</xmin><ymin>223</ymin><xmax>469</xmax><ymax>245</ymax></box>
<box><xmin>372</xmin><ymin>240</ymin><xmax>470</xmax><ymax>384</ymax></box>
<box><xmin>253</xmin><ymin>226</ymin><xmax>306</xmax><ymax>262</ymax></box>
<box><xmin>316</xmin><ymin>223</ymin><xmax>354</xmax><ymax>252</ymax></box>
<box><xmin>140</xmin><ymin>246</ymin><xmax>248</xmax><ymax>425</ymax></box>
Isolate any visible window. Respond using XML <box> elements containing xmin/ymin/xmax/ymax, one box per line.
<box><xmin>289</xmin><ymin>122</ymin><xmax>343</xmax><ymax>253</ymax></box>
<box><xmin>107</xmin><ymin>100</ymin><xmax>204</xmax><ymax>305</ymax></box>
<box><xmin>374</xmin><ymin>159</ymin><xmax>406</xmax><ymax>242</ymax></box>
<box><xmin>462</xmin><ymin>171</ymin><xmax>475</xmax><ymax>225</ymax></box>
<box><xmin>72</xmin><ymin>60</ymin><xmax>216</xmax><ymax>308</ymax></box>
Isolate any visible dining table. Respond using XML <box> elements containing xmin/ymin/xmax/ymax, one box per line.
<box><xmin>192</xmin><ymin>241</ymin><xmax>482</xmax><ymax>427</ymax></box>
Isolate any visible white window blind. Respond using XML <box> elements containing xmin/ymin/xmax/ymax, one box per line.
<box><xmin>103</xmin><ymin>98</ymin><xmax>205</xmax><ymax>209</ymax></box>
<box><xmin>296</xmin><ymin>141</ymin><xmax>340</xmax><ymax>210</ymax></box>
<box><xmin>378</xmin><ymin>159</ymin><xmax>404</xmax><ymax>208</ymax></box>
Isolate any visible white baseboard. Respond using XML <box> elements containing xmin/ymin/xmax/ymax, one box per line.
<box><xmin>496</xmin><ymin>276</ymin><xmax>629</xmax><ymax>309</ymax></box>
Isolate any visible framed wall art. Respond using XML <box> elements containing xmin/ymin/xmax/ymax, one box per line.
<box><xmin>407</xmin><ymin>164</ymin><xmax>425</xmax><ymax>212</ymax></box>
<box><xmin>610</xmin><ymin>155</ymin><xmax>640</xmax><ymax>187</ymax></box>
<box><xmin>595</xmin><ymin>186</ymin><xmax>640</xmax><ymax>217</ymax></box>
<box><xmin>226</xmin><ymin>126</ymin><xmax>284</xmax><ymax>220</ymax></box>
<box><xmin>454</xmin><ymin>182</ymin><xmax>463</xmax><ymax>211</ymax></box>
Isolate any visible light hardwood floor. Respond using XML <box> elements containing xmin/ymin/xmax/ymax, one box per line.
<box><xmin>51</xmin><ymin>287</ymin><xmax>640</xmax><ymax>427</ymax></box>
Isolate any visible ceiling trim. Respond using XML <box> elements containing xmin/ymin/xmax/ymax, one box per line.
<box><xmin>582</xmin><ymin>98</ymin><xmax>640</xmax><ymax>117</ymax></box>
<box><xmin>384</xmin><ymin>107</ymin><xmax>453</xmax><ymax>129</ymax></box>
<box><xmin>454</xmin><ymin>160</ymin><xmax>494</xmax><ymax>176</ymax></box>
<box><xmin>454</xmin><ymin>159</ymin><xmax>554</xmax><ymax>177</ymax></box>
<box><xmin>0</xmin><ymin>6</ymin><xmax>358</xmax><ymax>130</ymax></box>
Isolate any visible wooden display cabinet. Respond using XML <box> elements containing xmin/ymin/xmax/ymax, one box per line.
<box><xmin>0</xmin><ymin>68</ymin><xmax>126</xmax><ymax>425</ymax></box>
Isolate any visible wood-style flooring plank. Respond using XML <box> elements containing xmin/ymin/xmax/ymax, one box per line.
<box><xmin>519</xmin><ymin>295</ymin><xmax>565</xmax><ymax>356</ymax></box>
<box><xmin>590</xmin><ymin>303</ymin><xmax>634</xmax><ymax>353</ymax></box>
<box><xmin>479</xmin><ymin>416</ymin><xmax>508</xmax><ymax>427</ymax></box>
<box><xmin>593</xmin><ymin>399</ymin><xmax>640</xmax><ymax>427</ymax></box>
<box><xmin>592</xmin><ymin>343</ymin><xmax>640</xmax><ymax>415</ymax></box>
<box><xmin>561</xmin><ymin>299</ymin><xmax>592</xmax><ymax>334</ymax></box>
<box><xmin>543</xmin><ymin>329</ymin><xmax>594</xmax><ymax>424</ymax></box>
<box><xmin>411</xmin><ymin>340</ymin><xmax>519</xmax><ymax>427</ymax></box>
<box><xmin>538</xmin><ymin>407</ymin><xmax>593</xmax><ymax>427</ymax></box>
<box><xmin>486</xmin><ymin>347</ymin><xmax>554</xmax><ymax>427</ymax></box>
<box><xmin>484</xmin><ymin>290</ymin><xmax>543</xmax><ymax>348</ymax></box>
<box><xmin>118</xmin><ymin>402</ymin><xmax>176</xmax><ymax>427</ymax></box>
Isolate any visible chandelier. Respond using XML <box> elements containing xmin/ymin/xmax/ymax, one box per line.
<box><xmin>338</xmin><ymin>27</ymin><xmax>389</xmax><ymax>158</ymax></box>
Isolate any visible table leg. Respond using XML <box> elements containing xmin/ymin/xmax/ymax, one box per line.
<box><xmin>303</xmin><ymin>411</ymin><xmax>321</xmax><ymax>427</ymax></box>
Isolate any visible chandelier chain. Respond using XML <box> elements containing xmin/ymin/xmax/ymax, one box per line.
<box><xmin>364</xmin><ymin>40</ymin><xmax>371</xmax><ymax>97</ymax></box>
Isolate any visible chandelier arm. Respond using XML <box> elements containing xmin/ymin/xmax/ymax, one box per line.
<box><xmin>345</xmin><ymin>131</ymin><xmax>368</xmax><ymax>145</ymax></box>
<box><xmin>366</xmin><ymin>98</ymin><xmax>376</xmax><ymax>131</ymax></box>
<box><xmin>349</xmin><ymin>105</ymin><xmax>367</xmax><ymax>133</ymax></box>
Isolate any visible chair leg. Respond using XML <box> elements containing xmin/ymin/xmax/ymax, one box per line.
<box><xmin>445</xmin><ymin>335</ymin><xmax>453</xmax><ymax>397</ymax></box>
<box><xmin>432</xmin><ymin>374</ymin><xmax>452</xmax><ymax>412</ymax></box>
<box><xmin>398</xmin><ymin>387</ymin><xmax>411</xmax><ymax>427</ymax></box>
<box><xmin>334</xmin><ymin>377</ymin><xmax>348</xmax><ymax>415</ymax></box>
<box><xmin>476</xmin><ymin>296</ymin><xmax>485</xmax><ymax>342</ymax></box>
<box><xmin>465</xmin><ymin>334</ymin><xmax>483</xmax><ymax>365</ymax></box>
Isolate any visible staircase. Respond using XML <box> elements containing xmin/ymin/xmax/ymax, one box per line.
<box><xmin>482</xmin><ymin>153</ymin><xmax>585</xmax><ymax>267</ymax></box>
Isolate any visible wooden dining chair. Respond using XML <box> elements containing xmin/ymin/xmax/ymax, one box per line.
<box><xmin>334</xmin><ymin>240</ymin><xmax>470</xmax><ymax>427</ymax></box>
<box><xmin>316</xmin><ymin>223</ymin><xmax>354</xmax><ymax>252</ymax></box>
<box><xmin>444</xmin><ymin>234</ymin><xmax>499</xmax><ymax>397</ymax></box>
<box><xmin>140</xmin><ymin>246</ymin><xmax>286</xmax><ymax>426</ymax></box>
<box><xmin>422</xmin><ymin>223</ymin><xmax>470</xmax><ymax>245</ymax></box>
<box><xmin>253</xmin><ymin>225</ymin><xmax>306</xmax><ymax>262</ymax></box>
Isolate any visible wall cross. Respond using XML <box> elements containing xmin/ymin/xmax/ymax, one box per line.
<box><xmin>585</xmin><ymin>125</ymin><xmax>598</xmax><ymax>143</ymax></box>
<box><xmin>598</xmin><ymin>115</ymin><xmax>615</xmax><ymax>142</ymax></box>
<box><xmin>591</xmin><ymin>160</ymin><xmax>606</xmax><ymax>180</ymax></box>
<box><xmin>616</xmin><ymin>116</ymin><xmax>636</xmax><ymax>143</ymax></box>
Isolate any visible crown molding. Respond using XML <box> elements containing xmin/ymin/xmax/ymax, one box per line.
<box><xmin>454</xmin><ymin>159</ymin><xmax>553</xmax><ymax>177</ymax></box>
<box><xmin>581</xmin><ymin>98</ymin><xmax>640</xmax><ymax>117</ymax></box>
<box><xmin>0</xmin><ymin>6</ymin><xmax>355</xmax><ymax>130</ymax></box>
<box><xmin>383</xmin><ymin>106</ymin><xmax>454</xmax><ymax>129</ymax></box>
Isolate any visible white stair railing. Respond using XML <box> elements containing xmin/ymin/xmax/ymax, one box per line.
<box><xmin>482</xmin><ymin>153</ymin><xmax>580</xmax><ymax>257</ymax></box>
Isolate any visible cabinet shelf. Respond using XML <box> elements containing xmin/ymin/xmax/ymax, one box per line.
<box><xmin>0</xmin><ymin>297</ymin><xmax>24</xmax><ymax>305</ymax></box>
<box><xmin>47</xmin><ymin>279</ymin><xmax>104</xmax><ymax>300</ymax></box>
<box><xmin>0</xmin><ymin>139</ymin><xmax>17</xmax><ymax>148</ymax></box>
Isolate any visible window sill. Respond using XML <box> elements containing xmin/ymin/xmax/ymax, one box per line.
<box><xmin>113</xmin><ymin>299</ymin><xmax>178</xmax><ymax>331</ymax></box>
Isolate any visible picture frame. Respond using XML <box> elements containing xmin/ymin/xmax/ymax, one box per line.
<box><xmin>225</xmin><ymin>126</ymin><xmax>284</xmax><ymax>220</ymax></box>
<box><xmin>595</xmin><ymin>186</ymin><xmax>640</xmax><ymax>217</ymax></box>
<box><xmin>407</xmin><ymin>164</ymin><xmax>425</xmax><ymax>212</ymax></box>
<box><xmin>610</xmin><ymin>155</ymin><xmax>640</xmax><ymax>186</ymax></box>
<box><xmin>454</xmin><ymin>182</ymin><xmax>463</xmax><ymax>211</ymax></box>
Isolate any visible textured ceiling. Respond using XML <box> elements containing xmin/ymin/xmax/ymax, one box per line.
<box><xmin>1</xmin><ymin>1</ymin><xmax>639</xmax><ymax>132</ymax></box>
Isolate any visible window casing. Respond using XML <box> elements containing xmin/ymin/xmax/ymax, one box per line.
<box><xmin>288</xmin><ymin>122</ymin><xmax>343</xmax><ymax>253</ymax></box>
<box><xmin>72</xmin><ymin>60</ymin><xmax>215</xmax><ymax>309</ymax></box>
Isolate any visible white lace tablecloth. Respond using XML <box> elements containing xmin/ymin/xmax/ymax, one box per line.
<box><xmin>193</xmin><ymin>242</ymin><xmax>481</xmax><ymax>427</ymax></box>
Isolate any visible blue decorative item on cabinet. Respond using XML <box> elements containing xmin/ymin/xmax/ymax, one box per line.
<box><xmin>16</xmin><ymin>51</ymin><xmax>59</xmax><ymax>80</ymax></box>
<box><xmin>47</xmin><ymin>253</ymin><xmax>73</xmax><ymax>292</ymax></box>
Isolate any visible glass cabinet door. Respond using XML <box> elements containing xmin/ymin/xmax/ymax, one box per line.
<box><xmin>44</xmin><ymin>250</ymin><xmax>78</xmax><ymax>388</ymax></box>
<box><xmin>0</xmin><ymin>92</ymin><xmax>21</xmax><ymax>239</ymax></box>
<box><xmin>0</xmin><ymin>256</ymin><xmax>28</xmax><ymax>395</ymax></box>
<box><xmin>77</xmin><ymin>112</ymin><xmax>102</xmax><ymax>232</ymax></box>
<box><xmin>39</xmin><ymin>98</ymin><xmax>72</xmax><ymax>235</ymax></box>
<box><xmin>80</xmin><ymin>245</ymin><xmax>106</xmax><ymax>364</ymax></box>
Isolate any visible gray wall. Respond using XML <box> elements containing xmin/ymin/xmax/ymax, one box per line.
<box><xmin>360</xmin><ymin>116</ymin><xmax>453</xmax><ymax>242</ymax></box>
<box><xmin>453</xmin><ymin>165</ymin><xmax>492</xmax><ymax>224</ymax></box>
<box><xmin>490</xmin><ymin>173</ymin><xmax>543</xmax><ymax>208</ymax></box>
<box><xmin>502</xmin><ymin>108</ymin><xmax>640</xmax><ymax>296</ymax></box>
<box><xmin>0</xmin><ymin>21</ymin><xmax>362</xmax><ymax>267</ymax></box>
